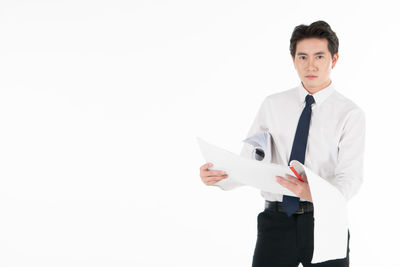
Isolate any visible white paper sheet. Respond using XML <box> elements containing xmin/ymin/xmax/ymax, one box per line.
<box><xmin>197</xmin><ymin>137</ymin><xmax>296</xmax><ymax>196</ymax></box>
<box><xmin>290</xmin><ymin>161</ymin><xmax>349</xmax><ymax>263</ymax></box>
<box><xmin>197</xmin><ymin>137</ymin><xmax>348</xmax><ymax>264</ymax></box>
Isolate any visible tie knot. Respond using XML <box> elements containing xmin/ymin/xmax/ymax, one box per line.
<box><xmin>305</xmin><ymin>94</ymin><xmax>315</xmax><ymax>106</ymax></box>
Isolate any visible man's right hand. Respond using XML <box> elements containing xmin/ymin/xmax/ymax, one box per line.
<box><xmin>199</xmin><ymin>162</ymin><xmax>228</xmax><ymax>186</ymax></box>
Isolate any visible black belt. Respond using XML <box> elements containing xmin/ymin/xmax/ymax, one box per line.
<box><xmin>264</xmin><ymin>200</ymin><xmax>314</xmax><ymax>214</ymax></box>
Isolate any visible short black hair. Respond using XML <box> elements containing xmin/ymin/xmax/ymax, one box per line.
<box><xmin>290</xmin><ymin>20</ymin><xmax>339</xmax><ymax>58</ymax></box>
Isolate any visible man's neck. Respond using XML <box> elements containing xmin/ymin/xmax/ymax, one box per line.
<box><xmin>302</xmin><ymin>80</ymin><xmax>332</xmax><ymax>94</ymax></box>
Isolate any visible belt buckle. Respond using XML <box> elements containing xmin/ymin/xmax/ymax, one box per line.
<box><xmin>295</xmin><ymin>207</ymin><xmax>304</xmax><ymax>214</ymax></box>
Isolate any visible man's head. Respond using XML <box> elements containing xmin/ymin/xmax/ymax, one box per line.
<box><xmin>290</xmin><ymin>21</ymin><xmax>339</xmax><ymax>93</ymax></box>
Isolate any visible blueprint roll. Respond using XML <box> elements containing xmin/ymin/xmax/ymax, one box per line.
<box><xmin>253</xmin><ymin>148</ymin><xmax>265</xmax><ymax>161</ymax></box>
<box><xmin>243</xmin><ymin>130</ymin><xmax>272</xmax><ymax>163</ymax></box>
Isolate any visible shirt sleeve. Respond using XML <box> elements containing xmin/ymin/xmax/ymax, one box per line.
<box><xmin>240</xmin><ymin>98</ymin><xmax>269</xmax><ymax>159</ymax></box>
<box><xmin>213</xmin><ymin>97</ymin><xmax>269</xmax><ymax>191</ymax></box>
<box><xmin>330</xmin><ymin>108</ymin><xmax>366</xmax><ymax>201</ymax></box>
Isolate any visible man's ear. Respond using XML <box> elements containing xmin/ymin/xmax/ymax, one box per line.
<box><xmin>332</xmin><ymin>53</ymin><xmax>339</xmax><ymax>68</ymax></box>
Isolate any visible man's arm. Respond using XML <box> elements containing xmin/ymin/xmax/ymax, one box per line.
<box><xmin>330</xmin><ymin>108</ymin><xmax>366</xmax><ymax>201</ymax></box>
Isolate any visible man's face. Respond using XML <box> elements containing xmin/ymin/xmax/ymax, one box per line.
<box><xmin>292</xmin><ymin>38</ymin><xmax>339</xmax><ymax>93</ymax></box>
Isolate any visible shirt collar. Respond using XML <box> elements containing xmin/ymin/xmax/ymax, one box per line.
<box><xmin>297</xmin><ymin>80</ymin><xmax>335</xmax><ymax>106</ymax></box>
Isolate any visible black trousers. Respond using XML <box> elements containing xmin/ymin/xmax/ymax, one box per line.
<box><xmin>252</xmin><ymin>208</ymin><xmax>350</xmax><ymax>267</ymax></box>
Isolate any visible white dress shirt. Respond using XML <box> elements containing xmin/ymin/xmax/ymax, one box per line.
<box><xmin>215</xmin><ymin>81</ymin><xmax>366</xmax><ymax>202</ymax></box>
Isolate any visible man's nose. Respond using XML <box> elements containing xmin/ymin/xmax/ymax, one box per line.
<box><xmin>306</xmin><ymin>59</ymin><xmax>317</xmax><ymax>71</ymax></box>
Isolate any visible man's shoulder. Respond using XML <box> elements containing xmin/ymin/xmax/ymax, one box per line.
<box><xmin>329</xmin><ymin>90</ymin><xmax>365</xmax><ymax>115</ymax></box>
<box><xmin>263</xmin><ymin>86</ymin><xmax>298</xmax><ymax>104</ymax></box>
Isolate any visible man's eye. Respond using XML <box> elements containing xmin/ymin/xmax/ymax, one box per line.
<box><xmin>300</xmin><ymin>56</ymin><xmax>306</xmax><ymax>60</ymax></box>
<box><xmin>317</xmin><ymin>56</ymin><xmax>323</xmax><ymax>59</ymax></box>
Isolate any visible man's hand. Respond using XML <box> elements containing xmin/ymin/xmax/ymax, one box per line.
<box><xmin>275</xmin><ymin>173</ymin><xmax>313</xmax><ymax>202</ymax></box>
<box><xmin>199</xmin><ymin>162</ymin><xmax>228</xmax><ymax>186</ymax></box>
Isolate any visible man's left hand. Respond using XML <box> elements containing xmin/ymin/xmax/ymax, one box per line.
<box><xmin>275</xmin><ymin>173</ymin><xmax>313</xmax><ymax>202</ymax></box>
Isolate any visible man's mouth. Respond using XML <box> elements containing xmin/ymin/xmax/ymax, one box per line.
<box><xmin>306</xmin><ymin>75</ymin><xmax>317</xmax><ymax>79</ymax></box>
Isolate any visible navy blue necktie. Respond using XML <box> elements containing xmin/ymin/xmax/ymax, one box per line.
<box><xmin>282</xmin><ymin>94</ymin><xmax>315</xmax><ymax>216</ymax></box>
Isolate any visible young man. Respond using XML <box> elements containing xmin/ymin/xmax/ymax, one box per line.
<box><xmin>199</xmin><ymin>20</ymin><xmax>365</xmax><ymax>266</ymax></box>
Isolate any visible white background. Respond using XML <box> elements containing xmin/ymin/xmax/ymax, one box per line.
<box><xmin>0</xmin><ymin>0</ymin><xmax>399</xmax><ymax>266</ymax></box>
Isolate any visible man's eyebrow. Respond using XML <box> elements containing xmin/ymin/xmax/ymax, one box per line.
<box><xmin>296</xmin><ymin>51</ymin><xmax>326</xmax><ymax>56</ymax></box>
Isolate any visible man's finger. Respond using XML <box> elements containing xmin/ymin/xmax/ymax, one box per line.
<box><xmin>206</xmin><ymin>170</ymin><xmax>226</xmax><ymax>177</ymax></box>
<box><xmin>203</xmin><ymin>175</ymin><xmax>228</xmax><ymax>183</ymax></box>
<box><xmin>200</xmin><ymin>162</ymin><xmax>213</xmax><ymax>171</ymax></box>
<box><xmin>205</xmin><ymin>176</ymin><xmax>228</xmax><ymax>185</ymax></box>
<box><xmin>276</xmin><ymin>176</ymin><xmax>297</xmax><ymax>192</ymax></box>
<box><xmin>284</xmin><ymin>174</ymin><xmax>300</xmax><ymax>184</ymax></box>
